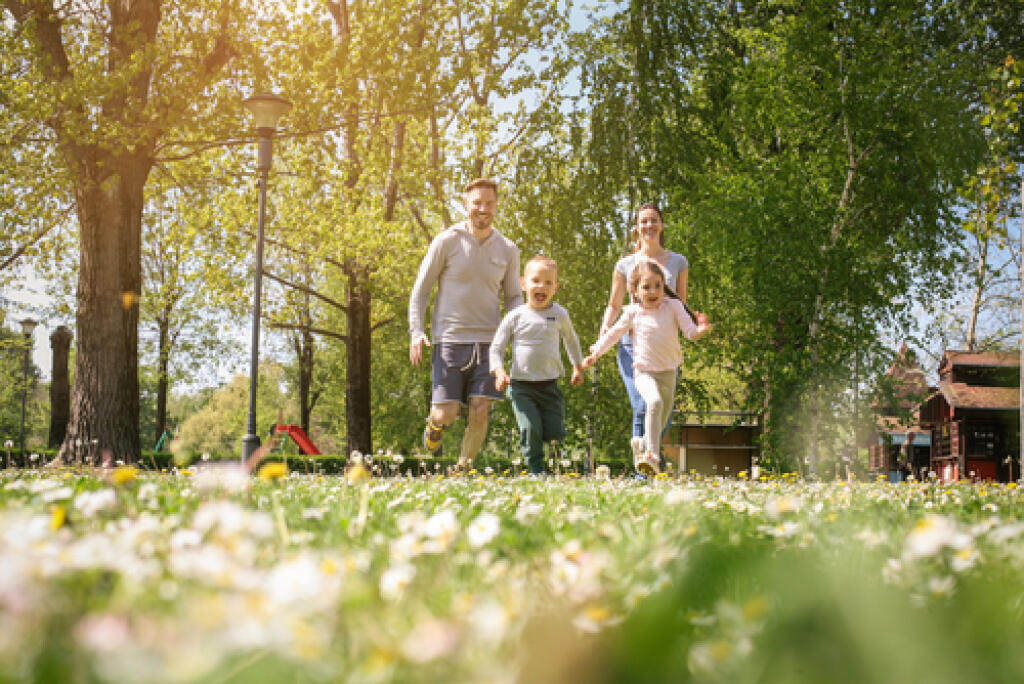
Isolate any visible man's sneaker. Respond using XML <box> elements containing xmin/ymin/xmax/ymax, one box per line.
<box><xmin>636</xmin><ymin>452</ymin><xmax>660</xmax><ymax>477</ymax></box>
<box><xmin>423</xmin><ymin>419</ymin><xmax>446</xmax><ymax>454</ymax></box>
<box><xmin>630</xmin><ymin>436</ymin><xmax>645</xmax><ymax>463</ymax></box>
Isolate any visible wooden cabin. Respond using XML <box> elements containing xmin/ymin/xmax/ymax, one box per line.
<box><xmin>920</xmin><ymin>350</ymin><xmax>1020</xmax><ymax>482</ymax></box>
<box><xmin>663</xmin><ymin>410</ymin><xmax>761</xmax><ymax>476</ymax></box>
<box><xmin>868</xmin><ymin>344</ymin><xmax>933</xmax><ymax>481</ymax></box>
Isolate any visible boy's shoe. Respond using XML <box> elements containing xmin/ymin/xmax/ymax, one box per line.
<box><xmin>635</xmin><ymin>452</ymin><xmax>660</xmax><ymax>477</ymax></box>
<box><xmin>630</xmin><ymin>436</ymin><xmax>645</xmax><ymax>463</ymax></box>
<box><xmin>423</xmin><ymin>419</ymin><xmax>446</xmax><ymax>454</ymax></box>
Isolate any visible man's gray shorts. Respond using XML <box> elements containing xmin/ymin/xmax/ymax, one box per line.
<box><xmin>431</xmin><ymin>342</ymin><xmax>503</xmax><ymax>405</ymax></box>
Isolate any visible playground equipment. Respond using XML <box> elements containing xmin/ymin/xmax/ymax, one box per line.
<box><xmin>154</xmin><ymin>428</ymin><xmax>174</xmax><ymax>452</ymax></box>
<box><xmin>273</xmin><ymin>424</ymin><xmax>321</xmax><ymax>455</ymax></box>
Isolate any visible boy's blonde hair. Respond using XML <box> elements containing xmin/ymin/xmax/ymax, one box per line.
<box><xmin>524</xmin><ymin>255</ymin><xmax>558</xmax><ymax>276</ymax></box>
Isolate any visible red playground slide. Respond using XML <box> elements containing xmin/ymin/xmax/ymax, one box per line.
<box><xmin>274</xmin><ymin>424</ymin><xmax>322</xmax><ymax>455</ymax></box>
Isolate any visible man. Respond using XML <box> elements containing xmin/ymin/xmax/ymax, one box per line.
<box><xmin>409</xmin><ymin>178</ymin><xmax>522</xmax><ymax>469</ymax></box>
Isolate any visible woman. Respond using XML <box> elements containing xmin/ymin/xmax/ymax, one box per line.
<box><xmin>597</xmin><ymin>202</ymin><xmax>689</xmax><ymax>463</ymax></box>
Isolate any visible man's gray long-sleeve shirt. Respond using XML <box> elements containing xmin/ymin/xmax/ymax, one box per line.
<box><xmin>489</xmin><ymin>303</ymin><xmax>584</xmax><ymax>381</ymax></box>
<box><xmin>409</xmin><ymin>222</ymin><xmax>522</xmax><ymax>344</ymax></box>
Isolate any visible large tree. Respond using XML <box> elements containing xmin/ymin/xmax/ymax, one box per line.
<box><xmin>2</xmin><ymin>0</ymin><xmax>260</xmax><ymax>461</ymax></box>
<box><xmin>581</xmin><ymin>0</ymin><xmax>1009</xmax><ymax>472</ymax></box>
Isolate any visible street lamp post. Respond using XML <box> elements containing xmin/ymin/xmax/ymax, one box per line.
<box><xmin>241</xmin><ymin>93</ymin><xmax>292</xmax><ymax>464</ymax></box>
<box><xmin>19</xmin><ymin>318</ymin><xmax>38</xmax><ymax>457</ymax></box>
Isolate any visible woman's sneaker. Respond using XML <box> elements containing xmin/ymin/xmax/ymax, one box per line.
<box><xmin>630</xmin><ymin>437</ymin><xmax>645</xmax><ymax>463</ymax></box>
<box><xmin>635</xmin><ymin>452</ymin><xmax>660</xmax><ymax>477</ymax></box>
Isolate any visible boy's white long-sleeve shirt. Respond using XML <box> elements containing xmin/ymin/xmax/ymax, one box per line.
<box><xmin>489</xmin><ymin>303</ymin><xmax>583</xmax><ymax>381</ymax></box>
<box><xmin>590</xmin><ymin>299</ymin><xmax>699</xmax><ymax>372</ymax></box>
<box><xmin>408</xmin><ymin>222</ymin><xmax>522</xmax><ymax>344</ymax></box>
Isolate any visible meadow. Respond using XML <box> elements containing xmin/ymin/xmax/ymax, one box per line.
<box><xmin>3</xmin><ymin>463</ymin><xmax>1024</xmax><ymax>683</ymax></box>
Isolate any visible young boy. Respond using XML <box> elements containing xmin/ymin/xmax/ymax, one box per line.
<box><xmin>489</xmin><ymin>256</ymin><xmax>584</xmax><ymax>474</ymax></box>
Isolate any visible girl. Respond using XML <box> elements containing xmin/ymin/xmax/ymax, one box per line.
<box><xmin>598</xmin><ymin>203</ymin><xmax>689</xmax><ymax>463</ymax></box>
<box><xmin>583</xmin><ymin>259</ymin><xmax>711</xmax><ymax>475</ymax></box>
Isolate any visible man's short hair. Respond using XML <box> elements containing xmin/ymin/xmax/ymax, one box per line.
<box><xmin>524</xmin><ymin>255</ymin><xmax>558</xmax><ymax>275</ymax></box>
<box><xmin>465</xmin><ymin>178</ymin><xmax>498</xmax><ymax>196</ymax></box>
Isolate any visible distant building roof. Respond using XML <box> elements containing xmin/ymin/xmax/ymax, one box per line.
<box><xmin>937</xmin><ymin>379</ymin><xmax>1019</xmax><ymax>411</ymax></box>
<box><xmin>939</xmin><ymin>350</ymin><xmax>1020</xmax><ymax>375</ymax></box>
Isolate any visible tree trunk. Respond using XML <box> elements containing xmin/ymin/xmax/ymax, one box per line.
<box><xmin>155</xmin><ymin>312</ymin><xmax>170</xmax><ymax>449</ymax></box>
<box><xmin>967</xmin><ymin>231</ymin><xmax>988</xmax><ymax>351</ymax></box>
<box><xmin>47</xmin><ymin>326</ymin><xmax>73</xmax><ymax>448</ymax></box>
<box><xmin>296</xmin><ymin>326</ymin><xmax>315</xmax><ymax>434</ymax></box>
<box><xmin>60</xmin><ymin>153</ymin><xmax>150</xmax><ymax>464</ymax></box>
<box><xmin>345</xmin><ymin>260</ymin><xmax>372</xmax><ymax>456</ymax></box>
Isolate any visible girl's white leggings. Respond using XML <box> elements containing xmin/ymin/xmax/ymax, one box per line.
<box><xmin>634</xmin><ymin>369</ymin><xmax>677</xmax><ymax>458</ymax></box>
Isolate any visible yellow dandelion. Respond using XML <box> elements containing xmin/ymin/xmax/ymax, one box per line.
<box><xmin>111</xmin><ymin>465</ymin><xmax>137</xmax><ymax>485</ymax></box>
<box><xmin>743</xmin><ymin>596</ymin><xmax>770</xmax><ymax>622</ymax></box>
<box><xmin>50</xmin><ymin>504</ymin><xmax>67</xmax><ymax>530</ymax></box>
<box><xmin>347</xmin><ymin>462</ymin><xmax>370</xmax><ymax>485</ymax></box>
<box><xmin>258</xmin><ymin>462</ymin><xmax>288</xmax><ymax>481</ymax></box>
<box><xmin>362</xmin><ymin>648</ymin><xmax>397</xmax><ymax>675</ymax></box>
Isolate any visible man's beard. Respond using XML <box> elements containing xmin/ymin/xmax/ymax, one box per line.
<box><xmin>469</xmin><ymin>212</ymin><xmax>492</xmax><ymax>231</ymax></box>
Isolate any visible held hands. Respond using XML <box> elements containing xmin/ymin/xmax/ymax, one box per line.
<box><xmin>493</xmin><ymin>368</ymin><xmax>511</xmax><ymax>392</ymax></box>
<box><xmin>570</xmin><ymin>364</ymin><xmax>584</xmax><ymax>386</ymax></box>
<box><xmin>581</xmin><ymin>352</ymin><xmax>599</xmax><ymax>369</ymax></box>
<box><xmin>409</xmin><ymin>335</ymin><xmax>431</xmax><ymax>365</ymax></box>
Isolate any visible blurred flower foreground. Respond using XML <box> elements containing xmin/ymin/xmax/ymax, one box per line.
<box><xmin>3</xmin><ymin>467</ymin><xmax>1024</xmax><ymax>683</ymax></box>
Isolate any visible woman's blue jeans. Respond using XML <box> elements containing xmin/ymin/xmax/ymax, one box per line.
<box><xmin>616</xmin><ymin>339</ymin><xmax>677</xmax><ymax>438</ymax></box>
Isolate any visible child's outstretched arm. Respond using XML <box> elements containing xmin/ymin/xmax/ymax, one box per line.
<box><xmin>583</xmin><ymin>309</ymin><xmax>633</xmax><ymax>367</ymax></box>
<box><xmin>673</xmin><ymin>300</ymin><xmax>712</xmax><ymax>341</ymax></box>
<box><xmin>690</xmin><ymin>311</ymin><xmax>712</xmax><ymax>340</ymax></box>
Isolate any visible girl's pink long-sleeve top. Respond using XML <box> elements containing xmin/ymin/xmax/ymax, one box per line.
<box><xmin>590</xmin><ymin>299</ymin><xmax>700</xmax><ymax>372</ymax></box>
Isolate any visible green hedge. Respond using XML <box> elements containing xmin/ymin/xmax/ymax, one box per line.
<box><xmin>168</xmin><ymin>452</ymin><xmax>635</xmax><ymax>477</ymax></box>
<box><xmin>0</xmin><ymin>447</ymin><xmax>645</xmax><ymax>477</ymax></box>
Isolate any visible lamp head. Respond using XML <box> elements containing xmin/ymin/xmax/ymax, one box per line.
<box><xmin>243</xmin><ymin>93</ymin><xmax>293</xmax><ymax>132</ymax></box>
<box><xmin>19</xmin><ymin>318</ymin><xmax>38</xmax><ymax>337</ymax></box>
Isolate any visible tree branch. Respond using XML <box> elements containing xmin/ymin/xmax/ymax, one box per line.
<box><xmin>261</xmin><ymin>269</ymin><xmax>349</xmax><ymax>313</ymax></box>
<box><xmin>0</xmin><ymin>203</ymin><xmax>75</xmax><ymax>272</ymax></box>
<box><xmin>268</xmin><ymin>321</ymin><xmax>348</xmax><ymax>343</ymax></box>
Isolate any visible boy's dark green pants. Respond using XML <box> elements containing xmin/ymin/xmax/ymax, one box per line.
<box><xmin>507</xmin><ymin>379</ymin><xmax>565</xmax><ymax>474</ymax></box>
